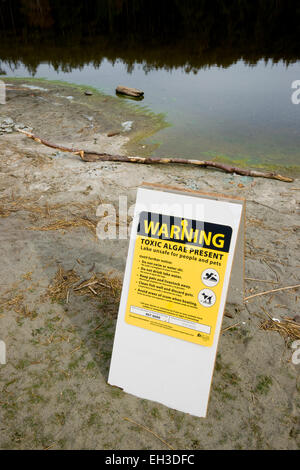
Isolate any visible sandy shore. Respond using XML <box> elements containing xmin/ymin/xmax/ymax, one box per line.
<box><xmin>0</xmin><ymin>79</ymin><xmax>299</xmax><ymax>450</ymax></box>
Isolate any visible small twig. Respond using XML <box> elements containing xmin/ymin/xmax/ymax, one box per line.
<box><xmin>285</xmin><ymin>318</ymin><xmax>300</xmax><ymax>325</ymax></box>
<box><xmin>70</xmin><ymin>344</ymin><xmax>81</xmax><ymax>355</ymax></box>
<box><xmin>261</xmin><ymin>307</ymin><xmax>273</xmax><ymax>320</ymax></box>
<box><xmin>244</xmin><ymin>284</ymin><xmax>300</xmax><ymax>301</ymax></box>
<box><xmin>47</xmin><ymin>333</ymin><xmax>54</xmax><ymax>344</ymax></box>
<box><xmin>123</xmin><ymin>417</ymin><xmax>175</xmax><ymax>450</ymax></box>
<box><xmin>224</xmin><ymin>312</ymin><xmax>233</xmax><ymax>318</ymax></box>
<box><xmin>92</xmin><ymin>319</ymin><xmax>106</xmax><ymax>331</ymax></box>
<box><xmin>98</xmin><ymin>282</ymin><xmax>111</xmax><ymax>289</ymax></box>
<box><xmin>73</xmin><ymin>280</ymin><xmax>98</xmax><ymax>291</ymax></box>
<box><xmin>222</xmin><ymin>322</ymin><xmax>240</xmax><ymax>332</ymax></box>
<box><xmin>245</xmin><ymin>277</ymin><xmax>278</xmax><ymax>284</ymax></box>
<box><xmin>43</xmin><ymin>443</ymin><xmax>55</xmax><ymax>451</ymax></box>
<box><xmin>88</xmin><ymin>285</ymin><xmax>97</xmax><ymax>295</ymax></box>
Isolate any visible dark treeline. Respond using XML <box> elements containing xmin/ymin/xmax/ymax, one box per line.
<box><xmin>0</xmin><ymin>0</ymin><xmax>299</xmax><ymax>74</ymax></box>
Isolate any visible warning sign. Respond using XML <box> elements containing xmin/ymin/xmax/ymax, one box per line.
<box><xmin>125</xmin><ymin>211</ymin><xmax>233</xmax><ymax>346</ymax></box>
<box><xmin>109</xmin><ymin>184</ymin><xmax>245</xmax><ymax>418</ymax></box>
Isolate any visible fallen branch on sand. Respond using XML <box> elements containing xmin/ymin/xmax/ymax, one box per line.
<box><xmin>17</xmin><ymin>129</ymin><xmax>293</xmax><ymax>182</ymax></box>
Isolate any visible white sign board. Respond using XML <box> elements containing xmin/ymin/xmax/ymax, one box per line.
<box><xmin>108</xmin><ymin>184</ymin><xmax>244</xmax><ymax>417</ymax></box>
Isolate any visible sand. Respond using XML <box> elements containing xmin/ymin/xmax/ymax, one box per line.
<box><xmin>0</xmin><ymin>79</ymin><xmax>299</xmax><ymax>450</ymax></box>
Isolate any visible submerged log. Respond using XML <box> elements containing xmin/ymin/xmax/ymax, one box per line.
<box><xmin>17</xmin><ymin>129</ymin><xmax>294</xmax><ymax>182</ymax></box>
<box><xmin>116</xmin><ymin>85</ymin><xmax>144</xmax><ymax>97</ymax></box>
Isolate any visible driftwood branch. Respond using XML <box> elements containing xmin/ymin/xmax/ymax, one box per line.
<box><xmin>17</xmin><ymin>129</ymin><xmax>294</xmax><ymax>182</ymax></box>
<box><xmin>116</xmin><ymin>85</ymin><xmax>144</xmax><ymax>97</ymax></box>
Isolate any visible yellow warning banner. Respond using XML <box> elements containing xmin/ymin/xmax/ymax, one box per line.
<box><xmin>125</xmin><ymin>212</ymin><xmax>232</xmax><ymax>346</ymax></box>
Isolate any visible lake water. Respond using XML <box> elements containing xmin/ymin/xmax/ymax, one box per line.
<box><xmin>0</xmin><ymin>1</ymin><xmax>299</xmax><ymax>170</ymax></box>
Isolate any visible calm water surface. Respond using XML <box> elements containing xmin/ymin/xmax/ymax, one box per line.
<box><xmin>1</xmin><ymin>1</ymin><xmax>299</xmax><ymax>169</ymax></box>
